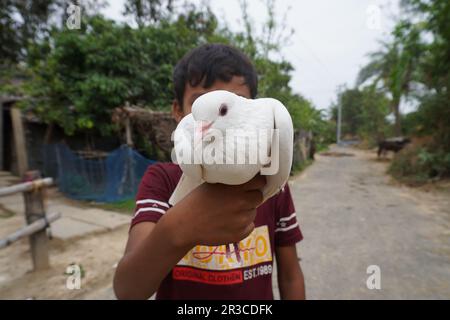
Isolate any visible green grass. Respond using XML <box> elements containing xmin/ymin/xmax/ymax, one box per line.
<box><xmin>317</xmin><ymin>144</ymin><xmax>330</xmax><ymax>153</ymax></box>
<box><xmin>96</xmin><ymin>198</ymin><xmax>135</xmax><ymax>214</ymax></box>
<box><xmin>291</xmin><ymin>159</ymin><xmax>313</xmax><ymax>176</ymax></box>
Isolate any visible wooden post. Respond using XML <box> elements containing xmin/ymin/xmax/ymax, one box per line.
<box><xmin>125</xmin><ymin>117</ymin><xmax>134</xmax><ymax>147</ymax></box>
<box><xmin>22</xmin><ymin>171</ymin><xmax>49</xmax><ymax>270</ymax></box>
<box><xmin>0</xmin><ymin>100</ymin><xmax>3</xmax><ymax>170</ymax></box>
<box><xmin>11</xmin><ymin>107</ymin><xmax>29</xmax><ymax>176</ymax></box>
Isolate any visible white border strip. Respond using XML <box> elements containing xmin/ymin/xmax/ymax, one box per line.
<box><xmin>134</xmin><ymin>207</ymin><xmax>166</xmax><ymax>218</ymax></box>
<box><xmin>278</xmin><ymin>212</ymin><xmax>297</xmax><ymax>223</ymax></box>
<box><xmin>275</xmin><ymin>222</ymin><xmax>299</xmax><ymax>233</ymax></box>
<box><xmin>136</xmin><ymin>199</ymin><xmax>170</xmax><ymax>208</ymax></box>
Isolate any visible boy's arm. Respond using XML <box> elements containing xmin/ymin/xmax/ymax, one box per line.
<box><xmin>275</xmin><ymin>245</ymin><xmax>305</xmax><ymax>300</ymax></box>
<box><xmin>113</xmin><ymin>175</ymin><xmax>266</xmax><ymax>300</ymax></box>
<box><xmin>113</xmin><ymin>212</ymin><xmax>192</xmax><ymax>300</ymax></box>
<box><xmin>273</xmin><ymin>184</ymin><xmax>305</xmax><ymax>299</ymax></box>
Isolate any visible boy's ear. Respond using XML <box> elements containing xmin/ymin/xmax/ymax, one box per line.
<box><xmin>171</xmin><ymin>99</ymin><xmax>184</xmax><ymax>123</ymax></box>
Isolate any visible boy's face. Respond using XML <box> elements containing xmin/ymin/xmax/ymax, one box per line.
<box><xmin>172</xmin><ymin>76</ymin><xmax>252</xmax><ymax>123</ymax></box>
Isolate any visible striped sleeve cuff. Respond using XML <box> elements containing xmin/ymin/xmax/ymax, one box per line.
<box><xmin>275</xmin><ymin>212</ymin><xmax>297</xmax><ymax>232</ymax></box>
<box><xmin>130</xmin><ymin>199</ymin><xmax>170</xmax><ymax>229</ymax></box>
<box><xmin>134</xmin><ymin>198</ymin><xmax>170</xmax><ymax>218</ymax></box>
<box><xmin>274</xmin><ymin>212</ymin><xmax>303</xmax><ymax>246</ymax></box>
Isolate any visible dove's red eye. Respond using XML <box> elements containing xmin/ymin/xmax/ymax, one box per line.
<box><xmin>219</xmin><ymin>104</ymin><xmax>228</xmax><ymax>116</ymax></box>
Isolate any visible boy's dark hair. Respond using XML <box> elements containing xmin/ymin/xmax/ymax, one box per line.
<box><xmin>173</xmin><ymin>43</ymin><xmax>258</xmax><ymax>108</ymax></box>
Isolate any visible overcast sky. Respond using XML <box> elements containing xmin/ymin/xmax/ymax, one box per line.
<box><xmin>102</xmin><ymin>0</ymin><xmax>401</xmax><ymax>111</ymax></box>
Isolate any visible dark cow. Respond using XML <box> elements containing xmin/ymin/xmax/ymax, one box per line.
<box><xmin>377</xmin><ymin>137</ymin><xmax>411</xmax><ymax>157</ymax></box>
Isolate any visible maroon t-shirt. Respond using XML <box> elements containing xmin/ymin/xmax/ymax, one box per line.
<box><xmin>130</xmin><ymin>162</ymin><xmax>303</xmax><ymax>300</ymax></box>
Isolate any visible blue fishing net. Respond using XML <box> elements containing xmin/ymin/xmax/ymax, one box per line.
<box><xmin>42</xmin><ymin>144</ymin><xmax>156</xmax><ymax>202</ymax></box>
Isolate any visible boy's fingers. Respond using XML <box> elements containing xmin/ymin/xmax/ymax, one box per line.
<box><xmin>242</xmin><ymin>174</ymin><xmax>266</xmax><ymax>191</ymax></box>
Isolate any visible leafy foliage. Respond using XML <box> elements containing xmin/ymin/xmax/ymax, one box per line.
<box><xmin>357</xmin><ymin>21</ymin><xmax>423</xmax><ymax>136</ymax></box>
<box><xmin>19</xmin><ymin>10</ymin><xmax>217</xmax><ymax>135</ymax></box>
<box><xmin>359</xmin><ymin>0</ymin><xmax>450</xmax><ymax>181</ymax></box>
<box><xmin>331</xmin><ymin>86</ymin><xmax>390</xmax><ymax>145</ymax></box>
<box><xmin>123</xmin><ymin>0</ymin><xmax>176</xmax><ymax>26</ymax></box>
<box><xmin>2</xmin><ymin>0</ymin><xmax>330</xmax><ymax>144</ymax></box>
<box><xmin>0</xmin><ymin>0</ymin><xmax>58</xmax><ymax>63</ymax></box>
<box><xmin>389</xmin><ymin>143</ymin><xmax>450</xmax><ymax>183</ymax></box>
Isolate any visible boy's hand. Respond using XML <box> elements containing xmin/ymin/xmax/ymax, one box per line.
<box><xmin>167</xmin><ymin>174</ymin><xmax>266</xmax><ymax>247</ymax></box>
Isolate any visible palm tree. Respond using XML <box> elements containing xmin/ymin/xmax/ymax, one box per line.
<box><xmin>357</xmin><ymin>22</ymin><xmax>422</xmax><ymax>136</ymax></box>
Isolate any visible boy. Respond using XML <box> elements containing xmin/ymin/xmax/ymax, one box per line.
<box><xmin>113</xmin><ymin>44</ymin><xmax>305</xmax><ymax>300</ymax></box>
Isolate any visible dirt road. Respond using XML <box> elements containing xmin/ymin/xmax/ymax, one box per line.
<box><xmin>289</xmin><ymin>145</ymin><xmax>450</xmax><ymax>299</ymax></box>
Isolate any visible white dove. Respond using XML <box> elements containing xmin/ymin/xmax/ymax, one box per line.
<box><xmin>170</xmin><ymin>90</ymin><xmax>293</xmax><ymax>262</ymax></box>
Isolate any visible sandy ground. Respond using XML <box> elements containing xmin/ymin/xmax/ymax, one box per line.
<box><xmin>0</xmin><ymin>218</ymin><xmax>128</xmax><ymax>299</ymax></box>
<box><xmin>0</xmin><ymin>145</ymin><xmax>449</xmax><ymax>299</ymax></box>
<box><xmin>0</xmin><ymin>179</ymin><xmax>131</xmax><ymax>300</ymax></box>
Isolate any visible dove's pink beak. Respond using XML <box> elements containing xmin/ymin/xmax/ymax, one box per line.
<box><xmin>196</xmin><ymin>120</ymin><xmax>214</xmax><ymax>138</ymax></box>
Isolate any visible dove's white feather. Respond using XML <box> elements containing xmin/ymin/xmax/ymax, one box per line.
<box><xmin>259</xmin><ymin>98</ymin><xmax>293</xmax><ymax>201</ymax></box>
<box><xmin>168</xmin><ymin>90</ymin><xmax>293</xmax><ymax>205</ymax></box>
<box><xmin>170</xmin><ymin>113</ymin><xmax>204</xmax><ymax>204</ymax></box>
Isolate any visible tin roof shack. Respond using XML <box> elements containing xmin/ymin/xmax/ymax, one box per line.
<box><xmin>112</xmin><ymin>105</ymin><xmax>177</xmax><ymax>161</ymax></box>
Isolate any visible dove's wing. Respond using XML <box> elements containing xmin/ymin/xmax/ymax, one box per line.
<box><xmin>260</xmin><ymin>98</ymin><xmax>294</xmax><ymax>202</ymax></box>
<box><xmin>169</xmin><ymin>173</ymin><xmax>203</xmax><ymax>205</ymax></box>
<box><xmin>169</xmin><ymin>114</ymin><xmax>204</xmax><ymax>205</ymax></box>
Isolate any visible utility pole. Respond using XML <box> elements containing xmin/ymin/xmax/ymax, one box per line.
<box><xmin>337</xmin><ymin>102</ymin><xmax>342</xmax><ymax>145</ymax></box>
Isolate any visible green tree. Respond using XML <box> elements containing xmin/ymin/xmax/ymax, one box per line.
<box><xmin>358</xmin><ymin>86</ymin><xmax>391</xmax><ymax>141</ymax></box>
<box><xmin>23</xmin><ymin>14</ymin><xmax>204</xmax><ymax>135</ymax></box>
<box><xmin>0</xmin><ymin>0</ymin><xmax>59</xmax><ymax>63</ymax></box>
<box><xmin>12</xmin><ymin>0</ymin><xmax>331</xmax><ymax>155</ymax></box>
<box><xmin>370</xmin><ymin>0</ymin><xmax>450</xmax><ymax>181</ymax></box>
<box><xmin>332</xmin><ymin>86</ymin><xmax>390</xmax><ymax>144</ymax></box>
<box><xmin>0</xmin><ymin>0</ymin><xmax>105</xmax><ymax>63</ymax></box>
<box><xmin>402</xmin><ymin>0</ymin><xmax>450</xmax><ymax>150</ymax></box>
<box><xmin>123</xmin><ymin>0</ymin><xmax>175</xmax><ymax>27</ymax></box>
<box><xmin>357</xmin><ymin>20</ymin><xmax>423</xmax><ymax>136</ymax></box>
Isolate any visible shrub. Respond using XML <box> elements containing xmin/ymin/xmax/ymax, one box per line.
<box><xmin>389</xmin><ymin>138</ymin><xmax>450</xmax><ymax>184</ymax></box>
